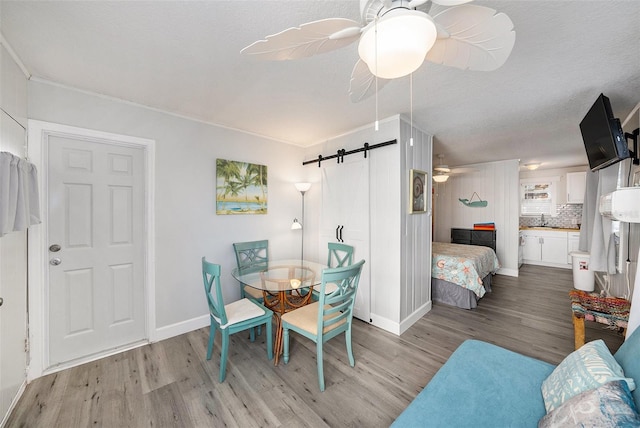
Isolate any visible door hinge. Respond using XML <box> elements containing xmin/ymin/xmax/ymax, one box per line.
<box><xmin>24</xmin><ymin>337</ymin><xmax>30</xmax><ymax>354</ymax></box>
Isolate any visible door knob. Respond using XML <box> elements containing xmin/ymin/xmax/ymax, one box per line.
<box><xmin>49</xmin><ymin>244</ymin><xmax>61</xmax><ymax>252</ymax></box>
<box><xmin>0</xmin><ymin>297</ymin><xmax>3</xmax><ymax>307</ymax></box>
<box><xmin>50</xmin><ymin>258</ymin><xmax>62</xmax><ymax>266</ymax></box>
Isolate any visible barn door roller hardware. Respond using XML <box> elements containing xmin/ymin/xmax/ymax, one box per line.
<box><xmin>302</xmin><ymin>139</ymin><xmax>397</xmax><ymax>167</ymax></box>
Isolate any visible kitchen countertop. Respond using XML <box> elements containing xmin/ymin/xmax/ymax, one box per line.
<box><xmin>520</xmin><ymin>226</ymin><xmax>581</xmax><ymax>232</ymax></box>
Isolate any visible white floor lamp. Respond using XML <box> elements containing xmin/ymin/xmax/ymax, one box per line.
<box><xmin>291</xmin><ymin>182</ymin><xmax>311</xmax><ymax>260</ymax></box>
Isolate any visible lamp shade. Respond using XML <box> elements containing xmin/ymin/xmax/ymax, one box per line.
<box><xmin>358</xmin><ymin>9</ymin><xmax>437</xmax><ymax>79</ymax></box>
<box><xmin>433</xmin><ymin>173</ymin><xmax>449</xmax><ymax>183</ymax></box>
<box><xmin>294</xmin><ymin>182</ymin><xmax>311</xmax><ymax>192</ymax></box>
<box><xmin>291</xmin><ymin>218</ymin><xmax>302</xmax><ymax>230</ymax></box>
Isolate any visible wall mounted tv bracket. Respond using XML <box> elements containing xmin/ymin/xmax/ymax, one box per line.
<box><xmin>625</xmin><ymin>128</ymin><xmax>640</xmax><ymax>165</ymax></box>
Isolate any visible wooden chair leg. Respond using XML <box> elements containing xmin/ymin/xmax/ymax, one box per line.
<box><xmin>317</xmin><ymin>342</ymin><xmax>325</xmax><ymax>392</ymax></box>
<box><xmin>346</xmin><ymin>328</ymin><xmax>355</xmax><ymax>367</ymax></box>
<box><xmin>219</xmin><ymin>332</ymin><xmax>230</xmax><ymax>382</ymax></box>
<box><xmin>573</xmin><ymin>313</ymin><xmax>585</xmax><ymax>350</ymax></box>
<box><xmin>266</xmin><ymin>319</ymin><xmax>273</xmax><ymax>360</ymax></box>
<box><xmin>206</xmin><ymin>322</ymin><xmax>215</xmax><ymax>360</ymax></box>
<box><xmin>283</xmin><ymin>327</ymin><xmax>290</xmax><ymax>364</ymax></box>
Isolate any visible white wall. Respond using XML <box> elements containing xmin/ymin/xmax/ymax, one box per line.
<box><xmin>434</xmin><ymin>159</ymin><xmax>520</xmax><ymax>276</ymax></box>
<box><xmin>399</xmin><ymin>117</ymin><xmax>432</xmax><ymax>324</ymax></box>
<box><xmin>618</xmin><ymin>106</ymin><xmax>640</xmax><ymax>336</ymax></box>
<box><xmin>0</xmin><ymin>43</ymin><xmax>29</xmax><ymax>423</ymax></box>
<box><xmin>27</xmin><ymin>80</ymin><xmax>307</xmax><ymax>336</ymax></box>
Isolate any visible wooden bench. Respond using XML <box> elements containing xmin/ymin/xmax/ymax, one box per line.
<box><xmin>570</xmin><ymin>289</ymin><xmax>629</xmax><ymax>349</ymax></box>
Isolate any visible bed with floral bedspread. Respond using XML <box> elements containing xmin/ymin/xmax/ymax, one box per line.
<box><xmin>431</xmin><ymin>242</ymin><xmax>500</xmax><ymax>309</ymax></box>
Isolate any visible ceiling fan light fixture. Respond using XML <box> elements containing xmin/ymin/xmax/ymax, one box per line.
<box><xmin>433</xmin><ymin>172</ymin><xmax>449</xmax><ymax>183</ymax></box>
<box><xmin>525</xmin><ymin>163</ymin><xmax>541</xmax><ymax>170</ymax></box>
<box><xmin>358</xmin><ymin>8</ymin><xmax>437</xmax><ymax>79</ymax></box>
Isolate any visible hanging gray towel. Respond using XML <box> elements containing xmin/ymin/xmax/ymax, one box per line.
<box><xmin>0</xmin><ymin>151</ymin><xmax>41</xmax><ymax>237</ymax></box>
<box><xmin>586</xmin><ymin>164</ymin><xmax>618</xmax><ymax>274</ymax></box>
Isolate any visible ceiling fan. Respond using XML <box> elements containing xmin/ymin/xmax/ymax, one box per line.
<box><xmin>433</xmin><ymin>154</ymin><xmax>451</xmax><ymax>182</ymax></box>
<box><xmin>241</xmin><ymin>0</ymin><xmax>516</xmax><ymax>102</ymax></box>
<box><xmin>433</xmin><ymin>154</ymin><xmax>475</xmax><ymax>182</ymax></box>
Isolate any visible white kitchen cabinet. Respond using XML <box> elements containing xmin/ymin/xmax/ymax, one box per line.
<box><xmin>521</xmin><ymin>229</ymin><xmax>569</xmax><ymax>268</ymax></box>
<box><xmin>542</xmin><ymin>234</ymin><xmax>568</xmax><ymax>264</ymax></box>
<box><xmin>568</xmin><ymin>232</ymin><xmax>580</xmax><ymax>264</ymax></box>
<box><xmin>522</xmin><ymin>233</ymin><xmax>542</xmax><ymax>261</ymax></box>
<box><xmin>518</xmin><ymin>232</ymin><xmax>524</xmax><ymax>267</ymax></box>
<box><xmin>566</xmin><ymin>172</ymin><xmax>586</xmax><ymax>204</ymax></box>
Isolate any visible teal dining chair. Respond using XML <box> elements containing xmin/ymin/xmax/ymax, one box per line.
<box><xmin>201</xmin><ymin>257</ymin><xmax>273</xmax><ymax>382</ymax></box>
<box><xmin>327</xmin><ymin>242</ymin><xmax>354</xmax><ymax>268</ymax></box>
<box><xmin>312</xmin><ymin>242</ymin><xmax>354</xmax><ymax>300</ymax></box>
<box><xmin>281</xmin><ymin>259</ymin><xmax>365</xmax><ymax>391</ymax></box>
<box><xmin>232</xmin><ymin>240</ymin><xmax>268</xmax><ymax>302</ymax></box>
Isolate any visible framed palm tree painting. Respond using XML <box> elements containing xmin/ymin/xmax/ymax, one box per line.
<box><xmin>216</xmin><ymin>159</ymin><xmax>267</xmax><ymax>215</ymax></box>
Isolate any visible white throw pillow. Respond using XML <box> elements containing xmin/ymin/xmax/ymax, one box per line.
<box><xmin>541</xmin><ymin>339</ymin><xmax>635</xmax><ymax>413</ymax></box>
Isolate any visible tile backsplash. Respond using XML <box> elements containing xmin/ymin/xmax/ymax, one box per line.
<box><xmin>520</xmin><ymin>204</ymin><xmax>583</xmax><ymax>229</ymax></box>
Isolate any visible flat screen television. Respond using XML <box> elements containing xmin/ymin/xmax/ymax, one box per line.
<box><xmin>579</xmin><ymin>93</ymin><xmax>629</xmax><ymax>171</ymax></box>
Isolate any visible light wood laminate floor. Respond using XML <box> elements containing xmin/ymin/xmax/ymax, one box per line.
<box><xmin>7</xmin><ymin>265</ymin><xmax>625</xmax><ymax>427</ymax></box>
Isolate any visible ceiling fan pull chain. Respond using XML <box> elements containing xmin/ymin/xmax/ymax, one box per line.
<box><xmin>410</xmin><ymin>72</ymin><xmax>414</xmax><ymax>146</ymax></box>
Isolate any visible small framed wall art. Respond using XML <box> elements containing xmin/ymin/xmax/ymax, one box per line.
<box><xmin>409</xmin><ymin>169</ymin><xmax>427</xmax><ymax>214</ymax></box>
<box><xmin>216</xmin><ymin>159</ymin><xmax>267</xmax><ymax>215</ymax></box>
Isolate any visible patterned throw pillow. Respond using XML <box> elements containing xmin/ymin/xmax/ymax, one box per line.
<box><xmin>541</xmin><ymin>340</ymin><xmax>635</xmax><ymax>413</ymax></box>
<box><xmin>539</xmin><ymin>380</ymin><xmax>640</xmax><ymax>427</ymax></box>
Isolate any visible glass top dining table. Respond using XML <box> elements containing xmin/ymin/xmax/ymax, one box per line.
<box><xmin>231</xmin><ymin>259</ymin><xmax>327</xmax><ymax>292</ymax></box>
<box><xmin>231</xmin><ymin>259</ymin><xmax>328</xmax><ymax>365</ymax></box>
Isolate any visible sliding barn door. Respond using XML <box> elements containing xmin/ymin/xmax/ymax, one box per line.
<box><xmin>319</xmin><ymin>155</ymin><xmax>371</xmax><ymax>322</ymax></box>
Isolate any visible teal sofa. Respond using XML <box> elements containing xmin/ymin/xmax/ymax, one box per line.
<box><xmin>392</xmin><ymin>328</ymin><xmax>640</xmax><ymax>427</ymax></box>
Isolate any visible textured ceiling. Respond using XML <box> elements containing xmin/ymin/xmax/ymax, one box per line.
<box><xmin>2</xmin><ymin>0</ymin><xmax>639</xmax><ymax>170</ymax></box>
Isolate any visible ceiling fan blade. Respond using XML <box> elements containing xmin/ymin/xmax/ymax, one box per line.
<box><xmin>426</xmin><ymin>4</ymin><xmax>515</xmax><ymax>71</ymax></box>
<box><xmin>428</xmin><ymin>0</ymin><xmax>474</xmax><ymax>6</ymax></box>
<box><xmin>450</xmin><ymin>167</ymin><xmax>476</xmax><ymax>174</ymax></box>
<box><xmin>240</xmin><ymin>18</ymin><xmax>362</xmax><ymax>60</ymax></box>
<box><xmin>349</xmin><ymin>59</ymin><xmax>390</xmax><ymax>103</ymax></box>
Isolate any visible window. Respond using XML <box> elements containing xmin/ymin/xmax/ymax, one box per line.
<box><xmin>520</xmin><ymin>178</ymin><xmax>559</xmax><ymax>216</ymax></box>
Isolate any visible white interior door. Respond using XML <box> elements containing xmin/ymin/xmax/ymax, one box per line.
<box><xmin>320</xmin><ymin>156</ymin><xmax>370</xmax><ymax>322</ymax></box>
<box><xmin>47</xmin><ymin>136</ymin><xmax>146</xmax><ymax>366</ymax></box>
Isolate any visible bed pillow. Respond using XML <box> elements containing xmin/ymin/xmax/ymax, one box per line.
<box><xmin>541</xmin><ymin>339</ymin><xmax>635</xmax><ymax>413</ymax></box>
<box><xmin>539</xmin><ymin>380</ymin><xmax>640</xmax><ymax>427</ymax></box>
